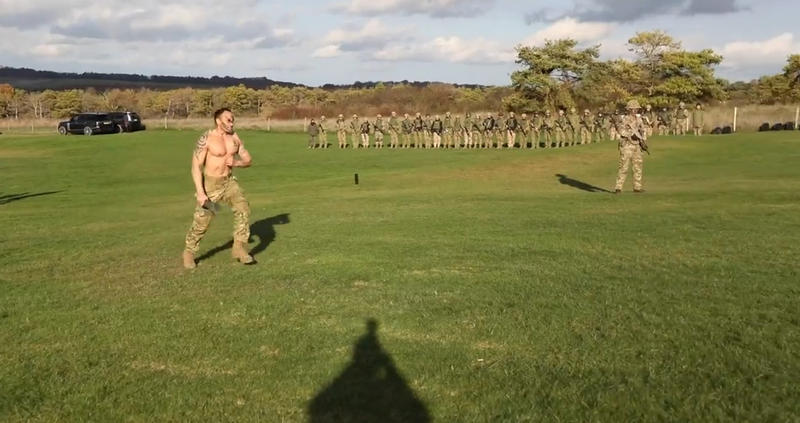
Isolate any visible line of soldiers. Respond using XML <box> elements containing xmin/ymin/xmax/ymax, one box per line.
<box><xmin>305</xmin><ymin>103</ymin><xmax>705</xmax><ymax>149</ymax></box>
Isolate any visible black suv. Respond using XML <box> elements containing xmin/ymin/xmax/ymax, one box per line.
<box><xmin>108</xmin><ymin>111</ymin><xmax>146</xmax><ymax>133</ymax></box>
<box><xmin>57</xmin><ymin>113</ymin><xmax>118</xmax><ymax>136</ymax></box>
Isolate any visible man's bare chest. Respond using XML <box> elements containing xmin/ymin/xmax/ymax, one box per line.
<box><xmin>207</xmin><ymin>134</ymin><xmax>237</xmax><ymax>157</ymax></box>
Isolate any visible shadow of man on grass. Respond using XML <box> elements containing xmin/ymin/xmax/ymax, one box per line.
<box><xmin>308</xmin><ymin>319</ymin><xmax>430</xmax><ymax>423</ymax></box>
<box><xmin>555</xmin><ymin>174</ymin><xmax>611</xmax><ymax>193</ymax></box>
<box><xmin>0</xmin><ymin>191</ymin><xmax>62</xmax><ymax>206</ymax></box>
<box><xmin>196</xmin><ymin>213</ymin><xmax>290</xmax><ymax>264</ymax></box>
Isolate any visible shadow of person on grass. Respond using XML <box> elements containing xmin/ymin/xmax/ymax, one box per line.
<box><xmin>555</xmin><ymin>174</ymin><xmax>611</xmax><ymax>193</ymax></box>
<box><xmin>0</xmin><ymin>191</ymin><xmax>63</xmax><ymax>206</ymax></box>
<box><xmin>308</xmin><ymin>319</ymin><xmax>430</xmax><ymax>423</ymax></box>
<box><xmin>195</xmin><ymin>213</ymin><xmax>290</xmax><ymax>264</ymax></box>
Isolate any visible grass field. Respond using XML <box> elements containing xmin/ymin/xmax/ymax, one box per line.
<box><xmin>1</xmin><ymin>129</ymin><xmax>799</xmax><ymax>422</ymax></box>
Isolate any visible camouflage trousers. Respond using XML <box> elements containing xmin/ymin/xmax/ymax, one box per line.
<box><xmin>506</xmin><ymin>130</ymin><xmax>517</xmax><ymax>148</ymax></box>
<box><xmin>337</xmin><ymin>130</ymin><xmax>347</xmax><ymax>147</ymax></box>
<box><xmin>402</xmin><ymin>133</ymin><xmax>412</xmax><ymax>148</ymax></box>
<box><xmin>463</xmin><ymin>130</ymin><xmax>473</xmax><ymax>147</ymax></box>
<box><xmin>185</xmin><ymin>175</ymin><xmax>250</xmax><ymax>254</ymax></box>
<box><xmin>580</xmin><ymin>127</ymin><xmax>592</xmax><ymax>144</ymax></box>
<box><xmin>389</xmin><ymin>130</ymin><xmax>399</xmax><ymax>147</ymax></box>
<box><xmin>615</xmin><ymin>141</ymin><xmax>644</xmax><ymax>191</ymax></box>
<box><xmin>351</xmin><ymin>132</ymin><xmax>359</xmax><ymax>148</ymax></box>
<box><xmin>317</xmin><ymin>131</ymin><xmax>327</xmax><ymax>148</ymax></box>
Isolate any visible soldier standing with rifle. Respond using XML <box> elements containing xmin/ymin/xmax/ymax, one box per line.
<box><xmin>336</xmin><ymin>114</ymin><xmax>347</xmax><ymax>148</ymax></box>
<box><xmin>614</xmin><ymin>100</ymin><xmax>649</xmax><ymax>194</ymax></box>
<box><xmin>401</xmin><ymin>113</ymin><xmax>413</xmax><ymax>148</ymax></box>
<box><xmin>505</xmin><ymin>112</ymin><xmax>519</xmax><ymax>148</ymax></box>
<box><xmin>349</xmin><ymin>114</ymin><xmax>360</xmax><ymax>149</ymax></box>
<box><xmin>388</xmin><ymin>111</ymin><xmax>400</xmax><ymax>148</ymax></box>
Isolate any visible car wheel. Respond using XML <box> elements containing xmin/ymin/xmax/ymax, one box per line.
<box><xmin>84</xmin><ymin>126</ymin><xmax>93</xmax><ymax>136</ymax></box>
<box><xmin>117</xmin><ymin>124</ymin><xmax>124</xmax><ymax>134</ymax></box>
<box><xmin>58</xmin><ymin>126</ymin><xmax>68</xmax><ymax>135</ymax></box>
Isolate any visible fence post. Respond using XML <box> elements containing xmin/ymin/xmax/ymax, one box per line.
<box><xmin>795</xmin><ymin>106</ymin><xmax>799</xmax><ymax>130</ymax></box>
<box><xmin>267</xmin><ymin>117</ymin><xmax>271</xmax><ymax>132</ymax></box>
<box><xmin>303</xmin><ymin>117</ymin><xmax>308</xmax><ymax>132</ymax></box>
<box><xmin>733</xmin><ymin>107</ymin><xmax>738</xmax><ymax>133</ymax></box>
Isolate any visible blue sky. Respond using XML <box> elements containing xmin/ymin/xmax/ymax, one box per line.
<box><xmin>1</xmin><ymin>0</ymin><xmax>798</xmax><ymax>86</ymax></box>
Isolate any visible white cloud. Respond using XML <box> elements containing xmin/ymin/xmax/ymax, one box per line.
<box><xmin>322</xmin><ymin>19</ymin><xmax>411</xmax><ymax>51</ymax></box>
<box><xmin>331</xmin><ymin>0</ymin><xmax>492</xmax><ymax>18</ymax></box>
<box><xmin>313</xmin><ymin>45</ymin><xmax>344</xmax><ymax>58</ymax></box>
<box><xmin>374</xmin><ymin>36</ymin><xmax>515</xmax><ymax>64</ymax></box>
<box><xmin>521</xmin><ymin>17</ymin><xmax>616</xmax><ymax>46</ymax></box>
<box><xmin>31</xmin><ymin>44</ymin><xmax>69</xmax><ymax>57</ymax></box>
<box><xmin>720</xmin><ymin>32</ymin><xmax>799</xmax><ymax>68</ymax></box>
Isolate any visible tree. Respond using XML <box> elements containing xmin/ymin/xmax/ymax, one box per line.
<box><xmin>52</xmin><ymin>90</ymin><xmax>82</xmax><ymax>118</ymax></box>
<box><xmin>627</xmin><ymin>31</ymin><xmax>724</xmax><ymax>104</ymax></box>
<box><xmin>508</xmin><ymin>39</ymin><xmax>599</xmax><ymax>111</ymax></box>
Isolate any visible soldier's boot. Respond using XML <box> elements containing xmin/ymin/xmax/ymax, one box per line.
<box><xmin>232</xmin><ymin>241</ymin><xmax>255</xmax><ymax>265</ymax></box>
<box><xmin>182</xmin><ymin>250</ymin><xmax>196</xmax><ymax>269</ymax></box>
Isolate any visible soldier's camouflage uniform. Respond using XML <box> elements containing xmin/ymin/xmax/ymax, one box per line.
<box><xmin>542</xmin><ymin>112</ymin><xmax>554</xmax><ymax>148</ymax></box>
<box><xmin>580</xmin><ymin>110</ymin><xmax>594</xmax><ymax>144</ymax></box>
<box><xmin>555</xmin><ymin>111</ymin><xmax>568</xmax><ymax>147</ymax></box>
<box><xmin>317</xmin><ymin>117</ymin><xmax>327</xmax><ymax>148</ymax></box>
<box><xmin>413</xmin><ymin>114</ymin><xmax>425</xmax><ymax>148</ymax></box>
<box><xmin>614</xmin><ymin>113</ymin><xmax>647</xmax><ymax>192</ymax></box>
<box><xmin>336</xmin><ymin>117</ymin><xmax>347</xmax><ymax>148</ymax></box>
<box><xmin>185</xmin><ymin>174</ymin><xmax>250</xmax><ymax>255</ymax></box>
<box><xmin>567</xmin><ymin>109</ymin><xmax>580</xmax><ymax>145</ymax></box>
<box><xmin>443</xmin><ymin>113</ymin><xmax>454</xmax><ymax>148</ymax></box>
<box><xmin>349</xmin><ymin>116</ymin><xmax>360</xmax><ymax>149</ymax></box>
<box><xmin>373</xmin><ymin>117</ymin><xmax>385</xmax><ymax>148</ymax></box>
<box><xmin>401</xmin><ymin>115</ymin><xmax>413</xmax><ymax>148</ymax></box>
<box><xmin>388</xmin><ymin>114</ymin><xmax>400</xmax><ymax>148</ymax></box>
<box><xmin>531</xmin><ymin>113</ymin><xmax>543</xmax><ymax>148</ymax></box>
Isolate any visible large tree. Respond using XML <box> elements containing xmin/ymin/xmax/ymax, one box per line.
<box><xmin>508</xmin><ymin>39</ymin><xmax>599</xmax><ymax>112</ymax></box>
<box><xmin>627</xmin><ymin>31</ymin><xmax>725</xmax><ymax>105</ymax></box>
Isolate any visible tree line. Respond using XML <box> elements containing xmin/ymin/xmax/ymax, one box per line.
<box><xmin>0</xmin><ymin>31</ymin><xmax>798</xmax><ymax>121</ymax></box>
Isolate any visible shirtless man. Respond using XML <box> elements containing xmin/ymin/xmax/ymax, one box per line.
<box><xmin>182</xmin><ymin>108</ymin><xmax>254</xmax><ymax>269</ymax></box>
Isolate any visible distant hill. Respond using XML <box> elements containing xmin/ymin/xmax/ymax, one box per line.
<box><xmin>0</xmin><ymin>66</ymin><xmax>303</xmax><ymax>91</ymax></box>
<box><xmin>0</xmin><ymin>66</ymin><xmax>492</xmax><ymax>91</ymax></box>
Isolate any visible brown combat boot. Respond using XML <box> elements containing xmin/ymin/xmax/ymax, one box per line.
<box><xmin>182</xmin><ymin>250</ymin><xmax>196</xmax><ymax>269</ymax></box>
<box><xmin>232</xmin><ymin>241</ymin><xmax>255</xmax><ymax>265</ymax></box>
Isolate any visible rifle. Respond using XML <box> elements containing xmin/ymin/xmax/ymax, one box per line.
<box><xmin>630</xmin><ymin>129</ymin><xmax>650</xmax><ymax>155</ymax></box>
<box><xmin>627</xmin><ymin>120</ymin><xmax>650</xmax><ymax>155</ymax></box>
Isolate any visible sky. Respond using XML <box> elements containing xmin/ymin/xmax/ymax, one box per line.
<box><xmin>1</xmin><ymin>0</ymin><xmax>798</xmax><ymax>87</ymax></box>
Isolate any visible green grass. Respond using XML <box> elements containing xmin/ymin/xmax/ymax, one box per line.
<box><xmin>1</xmin><ymin>129</ymin><xmax>799</xmax><ymax>422</ymax></box>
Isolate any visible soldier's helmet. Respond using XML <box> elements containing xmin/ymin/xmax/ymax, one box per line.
<box><xmin>338</xmin><ymin>114</ymin><xmax>344</xmax><ymax>118</ymax></box>
<box><xmin>521</xmin><ymin>113</ymin><xmax>527</xmax><ymax>118</ymax></box>
<box><xmin>510</xmin><ymin>112</ymin><xmax>515</xmax><ymax>117</ymax></box>
<box><xmin>645</xmin><ymin>104</ymin><xmax>652</xmax><ymax>110</ymax></box>
<box><xmin>392</xmin><ymin>111</ymin><xmax>397</xmax><ymax>116</ymax></box>
<box><xmin>321</xmin><ymin>115</ymin><xmax>326</xmax><ymax>119</ymax></box>
<box><xmin>545</xmin><ymin>110</ymin><xmax>551</xmax><ymax>115</ymax></box>
<box><xmin>584</xmin><ymin>109</ymin><xmax>590</xmax><ymax>114</ymax></box>
<box><xmin>353</xmin><ymin>114</ymin><xmax>358</xmax><ymax>118</ymax></box>
<box><xmin>558</xmin><ymin>109</ymin><xmax>564</xmax><ymax>114</ymax></box>
<box><xmin>570</xmin><ymin>107</ymin><xmax>576</xmax><ymax>113</ymax></box>
<box><xmin>416</xmin><ymin>112</ymin><xmax>421</xmax><ymax>116</ymax></box>
<box><xmin>446</xmin><ymin>111</ymin><xmax>451</xmax><ymax>116</ymax></box>
<box><xmin>377</xmin><ymin>114</ymin><xmax>382</xmax><ymax>118</ymax></box>
<box><xmin>625</xmin><ymin>100</ymin><xmax>641</xmax><ymax>110</ymax></box>
<box><xmin>679</xmin><ymin>101</ymin><xmax>685</xmax><ymax>107</ymax></box>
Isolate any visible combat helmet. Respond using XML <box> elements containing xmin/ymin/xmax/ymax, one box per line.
<box><xmin>625</xmin><ymin>100</ymin><xmax>641</xmax><ymax>110</ymax></box>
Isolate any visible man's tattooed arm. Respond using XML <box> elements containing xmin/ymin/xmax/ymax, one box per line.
<box><xmin>194</xmin><ymin>131</ymin><xmax>209</xmax><ymax>159</ymax></box>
